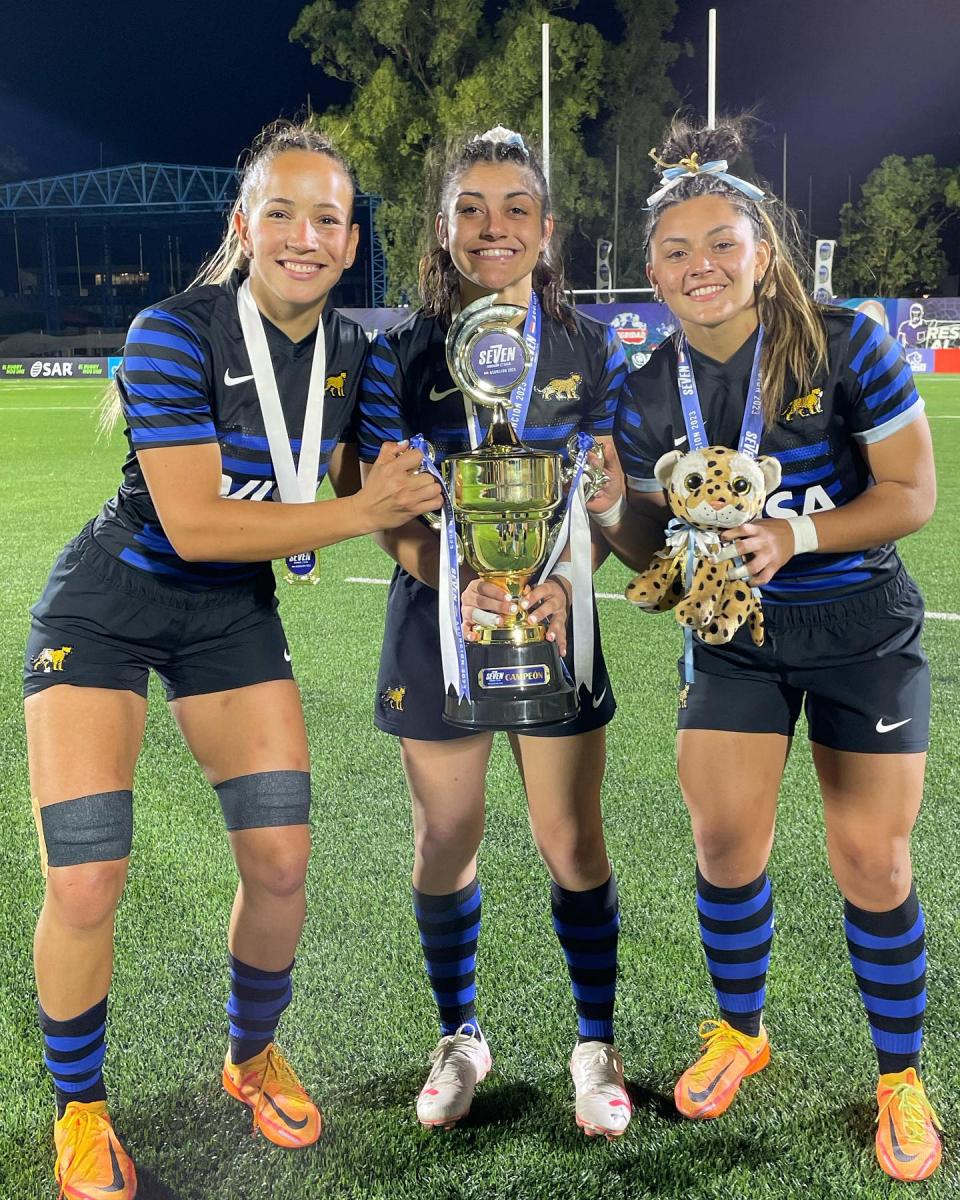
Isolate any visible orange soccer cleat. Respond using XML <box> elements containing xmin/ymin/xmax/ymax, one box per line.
<box><xmin>54</xmin><ymin>1100</ymin><xmax>137</xmax><ymax>1200</ymax></box>
<box><xmin>223</xmin><ymin>1043</ymin><xmax>322</xmax><ymax>1148</ymax></box>
<box><xmin>875</xmin><ymin>1067</ymin><xmax>942</xmax><ymax>1182</ymax></box>
<box><xmin>674</xmin><ymin>1019</ymin><xmax>770</xmax><ymax>1119</ymax></box>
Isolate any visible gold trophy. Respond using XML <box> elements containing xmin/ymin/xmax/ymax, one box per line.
<box><xmin>423</xmin><ymin>295</ymin><xmax>604</xmax><ymax>730</ymax></box>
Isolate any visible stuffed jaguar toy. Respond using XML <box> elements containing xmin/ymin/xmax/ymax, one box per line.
<box><xmin>625</xmin><ymin>445</ymin><xmax>782</xmax><ymax>646</ymax></box>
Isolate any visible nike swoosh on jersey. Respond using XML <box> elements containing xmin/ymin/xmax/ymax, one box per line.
<box><xmin>428</xmin><ymin>384</ymin><xmax>460</xmax><ymax>402</ymax></box>
<box><xmin>687</xmin><ymin>1064</ymin><xmax>730</xmax><ymax>1103</ymax></box>
<box><xmin>224</xmin><ymin>370</ymin><xmax>255</xmax><ymax>386</ymax></box>
<box><xmin>262</xmin><ymin>1090</ymin><xmax>309</xmax><ymax>1130</ymax></box>
<box><xmin>674</xmin><ymin>434</ymin><xmax>688</xmax><ymax>446</ymax></box>
<box><xmin>888</xmin><ymin>1111</ymin><xmax>919</xmax><ymax>1163</ymax></box>
<box><xmin>103</xmin><ymin>1139</ymin><xmax>127</xmax><ymax>1193</ymax></box>
<box><xmin>592</xmin><ymin>686</ymin><xmax>608</xmax><ymax>709</ymax></box>
<box><xmin>876</xmin><ymin>717</ymin><xmax>913</xmax><ymax>734</ymax></box>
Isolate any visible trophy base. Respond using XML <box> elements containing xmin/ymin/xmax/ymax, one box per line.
<box><xmin>442</xmin><ymin>639</ymin><xmax>578</xmax><ymax>731</ymax></box>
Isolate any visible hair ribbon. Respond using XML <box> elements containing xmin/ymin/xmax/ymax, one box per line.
<box><xmin>645</xmin><ymin>149</ymin><xmax>765</xmax><ymax>208</ymax></box>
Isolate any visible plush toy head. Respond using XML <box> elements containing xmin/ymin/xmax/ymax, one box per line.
<box><xmin>654</xmin><ymin>445</ymin><xmax>781</xmax><ymax>530</ymax></box>
<box><xmin>625</xmin><ymin>444</ymin><xmax>784</xmax><ymax>650</ymax></box>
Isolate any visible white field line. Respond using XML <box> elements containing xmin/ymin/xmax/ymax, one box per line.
<box><xmin>0</xmin><ymin>405</ymin><xmax>96</xmax><ymax>411</ymax></box>
<box><xmin>344</xmin><ymin>577</ymin><xmax>960</xmax><ymax>622</ymax></box>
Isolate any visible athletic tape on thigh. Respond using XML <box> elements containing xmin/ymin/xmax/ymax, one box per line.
<box><xmin>214</xmin><ymin>771</ymin><xmax>311</xmax><ymax>832</ymax></box>
<box><xmin>36</xmin><ymin>791</ymin><xmax>133</xmax><ymax>870</ymax></box>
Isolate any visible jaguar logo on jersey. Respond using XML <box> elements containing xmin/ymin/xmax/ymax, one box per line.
<box><xmin>325</xmin><ymin>371</ymin><xmax>347</xmax><ymax>397</ymax></box>
<box><xmin>782</xmin><ymin>388</ymin><xmax>823</xmax><ymax>422</ymax></box>
<box><xmin>537</xmin><ymin>373</ymin><xmax>583</xmax><ymax>403</ymax></box>
<box><xmin>32</xmin><ymin>646</ymin><xmax>73</xmax><ymax>673</ymax></box>
<box><xmin>380</xmin><ymin>685</ymin><xmax>406</xmax><ymax>711</ymax></box>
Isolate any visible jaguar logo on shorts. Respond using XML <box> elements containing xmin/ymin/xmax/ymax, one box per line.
<box><xmin>537</xmin><ymin>373</ymin><xmax>583</xmax><ymax>403</ymax></box>
<box><xmin>325</xmin><ymin>371</ymin><xmax>347</xmax><ymax>397</ymax></box>
<box><xmin>380</xmin><ymin>685</ymin><xmax>406</xmax><ymax>711</ymax></box>
<box><xmin>32</xmin><ymin>646</ymin><xmax>73</xmax><ymax>673</ymax></box>
<box><xmin>782</xmin><ymin>388</ymin><xmax>823</xmax><ymax>422</ymax></box>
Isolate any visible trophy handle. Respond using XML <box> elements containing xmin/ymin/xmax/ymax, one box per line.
<box><xmin>562</xmin><ymin>434</ymin><xmax>608</xmax><ymax>503</ymax></box>
<box><xmin>420</xmin><ymin>512</ymin><xmax>464</xmax><ymax>565</ymax></box>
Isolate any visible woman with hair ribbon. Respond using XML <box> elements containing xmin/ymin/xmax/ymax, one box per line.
<box><xmin>603</xmin><ymin>116</ymin><xmax>941</xmax><ymax>1182</ymax></box>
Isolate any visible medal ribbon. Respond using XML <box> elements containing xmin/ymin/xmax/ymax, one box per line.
<box><xmin>537</xmin><ymin>432</ymin><xmax>596</xmax><ymax>694</ymax></box>
<box><xmin>409</xmin><ymin>435</ymin><xmax>471</xmax><ymax>701</ymax></box>
<box><xmin>237</xmin><ymin>279</ymin><xmax>326</xmax><ymax>504</ymax></box>
<box><xmin>676</xmin><ymin>324</ymin><xmax>765</xmax><ymax>459</ymax></box>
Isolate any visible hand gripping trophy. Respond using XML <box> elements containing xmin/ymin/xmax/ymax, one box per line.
<box><xmin>415</xmin><ymin>295</ymin><xmax>606</xmax><ymax>730</ymax></box>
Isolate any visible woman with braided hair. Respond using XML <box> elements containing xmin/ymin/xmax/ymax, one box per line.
<box><xmin>603</xmin><ymin>116</ymin><xmax>941</xmax><ymax>1180</ymax></box>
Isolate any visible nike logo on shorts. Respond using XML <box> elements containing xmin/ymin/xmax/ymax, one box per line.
<box><xmin>283</xmin><ymin>649</ymin><xmax>292</xmax><ymax>663</ymax></box>
<box><xmin>224</xmin><ymin>370</ymin><xmax>255</xmax><ymax>387</ymax></box>
<box><xmin>876</xmin><ymin>717</ymin><xmax>912</xmax><ymax>734</ymax></box>
<box><xmin>592</xmin><ymin>686</ymin><xmax>608</xmax><ymax>709</ymax></box>
<box><xmin>429</xmin><ymin>384</ymin><xmax>460</xmax><ymax>402</ymax></box>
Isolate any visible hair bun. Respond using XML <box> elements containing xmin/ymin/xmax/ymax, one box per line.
<box><xmin>655</xmin><ymin>115</ymin><xmax>747</xmax><ymax>169</ymax></box>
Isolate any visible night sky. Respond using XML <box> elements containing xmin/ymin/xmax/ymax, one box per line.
<box><xmin>3</xmin><ymin>0</ymin><xmax>958</xmax><ymax>243</ymax></box>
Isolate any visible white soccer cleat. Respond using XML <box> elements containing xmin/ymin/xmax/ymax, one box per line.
<box><xmin>416</xmin><ymin>1025</ymin><xmax>492</xmax><ymax>1130</ymax></box>
<box><xmin>570</xmin><ymin>1041</ymin><xmax>632</xmax><ymax>1139</ymax></box>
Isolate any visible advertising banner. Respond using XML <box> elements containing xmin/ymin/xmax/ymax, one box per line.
<box><xmin>0</xmin><ymin>357</ymin><xmax>110</xmax><ymax>379</ymax></box>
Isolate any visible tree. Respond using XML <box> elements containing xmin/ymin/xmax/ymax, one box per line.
<box><xmin>835</xmin><ymin>154</ymin><xmax>959</xmax><ymax>297</ymax></box>
<box><xmin>291</xmin><ymin>0</ymin><xmax>679</xmax><ymax>301</ymax></box>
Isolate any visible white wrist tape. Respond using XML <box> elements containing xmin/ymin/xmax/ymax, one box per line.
<box><xmin>549</xmin><ymin>561</ymin><xmax>573</xmax><ymax>585</ymax></box>
<box><xmin>589</xmin><ymin>493</ymin><xmax>627</xmax><ymax>528</ymax></box>
<box><xmin>788</xmin><ymin>515</ymin><xmax>819</xmax><ymax>556</ymax></box>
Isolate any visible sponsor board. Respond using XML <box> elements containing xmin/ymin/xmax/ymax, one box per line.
<box><xmin>0</xmin><ymin>357</ymin><xmax>110</xmax><ymax>379</ymax></box>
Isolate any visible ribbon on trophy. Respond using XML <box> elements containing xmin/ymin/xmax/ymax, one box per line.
<box><xmin>673</xmin><ymin>327</ymin><xmax>765</xmax><ymax>702</ymax></box>
<box><xmin>237</xmin><ymin>278</ymin><xmax>325</xmax><ymax>581</ymax></box>
<box><xmin>409</xmin><ymin>434</ymin><xmax>471</xmax><ymax>702</ymax></box>
<box><xmin>536</xmin><ymin>431</ymin><xmax>596</xmax><ymax>695</ymax></box>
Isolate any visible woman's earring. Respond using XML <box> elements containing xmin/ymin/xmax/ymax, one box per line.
<box><xmin>653</xmin><ymin>283</ymin><xmax>663</xmax><ymax>303</ymax></box>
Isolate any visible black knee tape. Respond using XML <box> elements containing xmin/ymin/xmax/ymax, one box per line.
<box><xmin>214</xmin><ymin>771</ymin><xmax>311</xmax><ymax>832</ymax></box>
<box><xmin>37</xmin><ymin>791</ymin><xmax>133</xmax><ymax>868</ymax></box>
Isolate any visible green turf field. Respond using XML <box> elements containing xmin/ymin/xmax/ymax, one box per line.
<box><xmin>1</xmin><ymin>377</ymin><xmax>958</xmax><ymax>1199</ymax></box>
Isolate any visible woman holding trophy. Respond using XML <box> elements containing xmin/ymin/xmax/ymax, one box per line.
<box><xmin>357</xmin><ymin>127</ymin><xmax>633</xmax><ymax>1138</ymax></box>
<box><xmin>603</xmin><ymin>116</ymin><xmax>940</xmax><ymax>1180</ymax></box>
<box><xmin>24</xmin><ymin>121</ymin><xmax>440</xmax><ymax>1199</ymax></box>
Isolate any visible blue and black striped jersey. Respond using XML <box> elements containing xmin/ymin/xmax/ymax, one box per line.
<box><xmin>357</xmin><ymin>303</ymin><xmax>627</xmax><ymax>464</ymax></box>
<box><xmin>91</xmin><ymin>272</ymin><xmax>366</xmax><ymax>588</ymax></box>
<box><xmin>614</xmin><ymin>309</ymin><xmax>925</xmax><ymax>605</ymax></box>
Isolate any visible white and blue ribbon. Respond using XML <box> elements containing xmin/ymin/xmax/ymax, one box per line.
<box><xmin>537</xmin><ymin>431</ymin><xmax>596</xmax><ymax>694</ymax></box>
<box><xmin>676</xmin><ymin>325</ymin><xmax>765</xmax><ymax>460</ymax></box>
<box><xmin>509</xmin><ymin>291</ymin><xmax>542</xmax><ymax>440</ymax></box>
<box><xmin>410</xmin><ymin>435</ymin><xmax>471</xmax><ymax>702</ymax></box>
<box><xmin>645</xmin><ymin>157</ymin><xmax>766</xmax><ymax>209</ymax></box>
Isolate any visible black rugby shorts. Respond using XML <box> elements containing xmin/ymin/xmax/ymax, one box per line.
<box><xmin>24</xmin><ymin>523</ymin><xmax>294</xmax><ymax>702</ymax></box>
<box><xmin>677</xmin><ymin>569</ymin><xmax>930</xmax><ymax>754</ymax></box>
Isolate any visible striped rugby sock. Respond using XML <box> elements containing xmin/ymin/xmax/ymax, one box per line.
<box><xmin>845</xmin><ymin>887</ymin><xmax>925</xmax><ymax>1075</ymax></box>
<box><xmin>40</xmin><ymin>996</ymin><xmax>108</xmax><ymax>1118</ymax></box>
<box><xmin>551</xmin><ymin>873</ymin><xmax>620</xmax><ymax>1044</ymax></box>
<box><xmin>227</xmin><ymin>954</ymin><xmax>294</xmax><ymax>1066</ymax></box>
<box><xmin>413</xmin><ymin>878</ymin><xmax>481</xmax><ymax>1037</ymax></box>
<box><xmin>697</xmin><ymin>867</ymin><xmax>773</xmax><ymax>1039</ymax></box>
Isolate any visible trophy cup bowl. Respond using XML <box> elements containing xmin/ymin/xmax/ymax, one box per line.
<box><xmin>427</xmin><ymin>294</ymin><xmax>592</xmax><ymax>731</ymax></box>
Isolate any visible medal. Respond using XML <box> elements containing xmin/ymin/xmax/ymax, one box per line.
<box><xmin>236</xmin><ymin>279</ymin><xmax>326</xmax><ymax>586</ymax></box>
